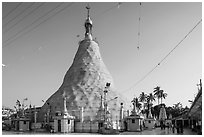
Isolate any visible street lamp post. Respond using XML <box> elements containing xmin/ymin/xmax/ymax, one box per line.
<box><xmin>104</xmin><ymin>83</ymin><xmax>110</xmax><ymax>128</ymax></box>
<box><xmin>104</xmin><ymin>86</ymin><xmax>108</xmax><ymax>128</ymax></box>
<box><xmin>103</xmin><ymin>83</ymin><xmax>119</xmax><ymax>129</ymax></box>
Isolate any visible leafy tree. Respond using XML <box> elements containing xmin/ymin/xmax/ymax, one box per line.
<box><xmin>139</xmin><ymin>92</ymin><xmax>147</xmax><ymax>112</ymax></box>
<box><xmin>173</xmin><ymin>102</ymin><xmax>182</xmax><ymax>110</ymax></box>
<box><xmin>152</xmin><ymin>103</ymin><xmax>189</xmax><ymax>120</ymax></box>
<box><xmin>2</xmin><ymin>106</ymin><xmax>15</xmax><ymax>119</ymax></box>
<box><xmin>166</xmin><ymin>106</ymin><xmax>174</xmax><ymax>119</ymax></box>
<box><xmin>152</xmin><ymin>104</ymin><xmax>161</xmax><ymax>119</ymax></box>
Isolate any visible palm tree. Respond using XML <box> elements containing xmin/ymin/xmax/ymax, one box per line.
<box><xmin>147</xmin><ymin>93</ymin><xmax>155</xmax><ymax>103</ymax></box>
<box><xmin>153</xmin><ymin>86</ymin><xmax>167</xmax><ymax>105</ymax></box>
<box><xmin>147</xmin><ymin>93</ymin><xmax>155</xmax><ymax>110</ymax></box>
<box><xmin>160</xmin><ymin>90</ymin><xmax>167</xmax><ymax>104</ymax></box>
<box><xmin>153</xmin><ymin>86</ymin><xmax>162</xmax><ymax>105</ymax></box>
<box><xmin>139</xmin><ymin>92</ymin><xmax>147</xmax><ymax>112</ymax></box>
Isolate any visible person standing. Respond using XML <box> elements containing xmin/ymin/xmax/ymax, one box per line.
<box><xmin>169</xmin><ymin>122</ymin><xmax>172</xmax><ymax>131</ymax></box>
<box><xmin>167</xmin><ymin>123</ymin><xmax>170</xmax><ymax>133</ymax></box>
<box><xmin>180</xmin><ymin>123</ymin><xmax>184</xmax><ymax>134</ymax></box>
<box><xmin>160</xmin><ymin>121</ymin><xmax>163</xmax><ymax>130</ymax></box>
<box><xmin>172</xmin><ymin>123</ymin><xmax>175</xmax><ymax>133</ymax></box>
<box><xmin>176</xmin><ymin>123</ymin><xmax>180</xmax><ymax>134</ymax></box>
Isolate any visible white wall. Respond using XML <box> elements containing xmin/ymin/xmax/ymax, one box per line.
<box><xmin>127</xmin><ymin>118</ymin><xmax>141</xmax><ymax>131</ymax></box>
<box><xmin>75</xmin><ymin>121</ymin><xmax>99</xmax><ymax>133</ymax></box>
<box><xmin>145</xmin><ymin>119</ymin><xmax>155</xmax><ymax>129</ymax></box>
<box><xmin>54</xmin><ymin>119</ymin><xmax>58</xmax><ymax>132</ymax></box>
<box><xmin>61</xmin><ymin>119</ymin><xmax>69</xmax><ymax>133</ymax></box>
<box><xmin>31</xmin><ymin>123</ymin><xmax>42</xmax><ymax>129</ymax></box>
<box><xmin>19</xmin><ymin>121</ymin><xmax>29</xmax><ymax>131</ymax></box>
<box><xmin>54</xmin><ymin>119</ymin><xmax>74</xmax><ymax>133</ymax></box>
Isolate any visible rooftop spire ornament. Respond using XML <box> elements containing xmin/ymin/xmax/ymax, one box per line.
<box><xmin>85</xmin><ymin>4</ymin><xmax>93</xmax><ymax>40</ymax></box>
<box><xmin>117</xmin><ymin>2</ymin><xmax>122</xmax><ymax>8</ymax></box>
<box><xmin>86</xmin><ymin>4</ymin><xmax>90</xmax><ymax>18</ymax></box>
<box><xmin>62</xmin><ymin>91</ymin><xmax>68</xmax><ymax>114</ymax></box>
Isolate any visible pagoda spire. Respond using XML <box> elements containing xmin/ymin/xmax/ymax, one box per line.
<box><xmin>84</xmin><ymin>4</ymin><xmax>93</xmax><ymax>40</ymax></box>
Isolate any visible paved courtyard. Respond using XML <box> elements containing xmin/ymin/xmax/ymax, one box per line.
<box><xmin>120</xmin><ymin>127</ymin><xmax>198</xmax><ymax>135</ymax></box>
<box><xmin>3</xmin><ymin>128</ymin><xmax>198</xmax><ymax>135</ymax></box>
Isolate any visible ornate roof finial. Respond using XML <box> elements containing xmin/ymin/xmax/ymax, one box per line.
<box><xmin>86</xmin><ymin>4</ymin><xmax>90</xmax><ymax>18</ymax></box>
<box><xmin>84</xmin><ymin>4</ymin><xmax>93</xmax><ymax>40</ymax></box>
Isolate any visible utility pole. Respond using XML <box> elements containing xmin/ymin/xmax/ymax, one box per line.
<box><xmin>34</xmin><ymin>105</ymin><xmax>37</xmax><ymax>132</ymax></box>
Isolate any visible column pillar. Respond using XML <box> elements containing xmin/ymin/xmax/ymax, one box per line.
<box><xmin>119</xmin><ymin>103</ymin><xmax>124</xmax><ymax>130</ymax></box>
<box><xmin>182</xmin><ymin>119</ymin><xmax>184</xmax><ymax>127</ymax></box>
<box><xmin>81</xmin><ymin>107</ymin><xmax>84</xmax><ymax>123</ymax></box>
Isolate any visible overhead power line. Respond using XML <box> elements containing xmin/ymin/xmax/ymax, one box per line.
<box><xmin>137</xmin><ymin>2</ymin><xmax>142</xmax><ymax>50</ymax></box>
<box><xmin>3</xmin><ymin>3</ymin><xmax>45</xmax><ymax>33</ymax></box>
<box><xmin>158</xmin><ymin>19</ymin><xmax>202</xmax><ymax>65</ymax></box>
<box><xmin>93</xmin><ymin>2</ymin><xmax>122</xmax><ymax>19</ymax></box>
<box><xmin>122</xmin><ymin>19</ymin><xmax>202</xmax><ymax>94</ymax></box>
<box><xmin>3</xmin><ymin>3</ymin><xmax>35</xmax><ymax>26</ymax></box>
<box><xmin>2</xmin><ymin>2</ymin><xmax>22</xmax><ymax>20</ymax></box>
<box><xmin>3</xmin><ymin>3</ymin><xmax>74</xmax><ymax>48</ymax></box>
<box><xmin>3</xmin><ymin>2</ymin><xmax>64</xmax><ymax>45</ymax></box>
<box><xmin>3</xmin><ymin>2</ymin><xmax>119</xmax><ymax>48</ymax></box>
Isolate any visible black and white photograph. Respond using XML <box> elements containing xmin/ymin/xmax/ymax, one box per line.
<box><xmin>2</xmin><ymin>1</ymin><xmax>202</xmax><ymax>135</ymax></box>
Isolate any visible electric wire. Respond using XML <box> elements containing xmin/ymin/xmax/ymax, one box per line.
<box><xmin>3</xmin><ymin>3</ymin><xmax>74</xmax><ymax>48</ymax></box>
<box><xmin>3</xmin><ymin>3</ymin><xmax>45</xmax><ymax>33</ymax></box>
<box><xmin>93</xmin><ymin>2</ymin><xmax>122</xmax><ymax>19</ymax></box>
<box><xmin>2</xmin><ymin>2</ymin><xmax>22</xmax><ymax>20</ymax></box>
<box><xmin>121</xmin><ymin>19</ymin><xmax>202</xmax><ymax>94</ymax></box>
<box><xmin>3</xmin><ymin>3</ymin><xmax>35</xmax><ymax>26</ymax></box>
<box><xmin>137</xmin><ymin>2</ymin><xmax>141</xmax><ymax>50</ymax></box>
<box><xmin>158</xmin><ymin>19</ymin><xmax>202</xmax><ymax>65</ymax></box>
<box><xmin>3</xmin><ymin>2</ymin><xmax>118</xmax><ymax>48</ymax></box>
<box><xmin>3</xmin><ymin>2</ymin><xmax>64</xmax><ymax>45</ymax></box>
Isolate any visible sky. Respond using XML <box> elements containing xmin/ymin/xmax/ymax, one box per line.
<box><xmin>2</xmin><ymin>2</ymin><xmax>202</xmax><ymax>109</ymax></box>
